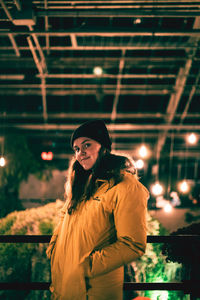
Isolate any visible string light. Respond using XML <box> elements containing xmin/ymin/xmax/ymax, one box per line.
<box><xmin>138</xmin><ymin>145</ymin><xmax>148</xmax><ymax>158</ymax></box>
<box><xmin>178</xmin><ymin>180</ymin><xmax>190</xmax><ymax>193</ymax></box>
<box><xmin>133</xmin><ymin>18</ymin><xmax>141</xmax><ymax>24</ymax></box>
<box><xmin>0</xmin><ymin>156</ymin><xmax>6</xmax><ymax>167</ymax></box>
<box><xmin>93</xmin><ymin>66</ymin><xmax>103</xmax><ymax>76</ymax></box>
<box><xmin>0</xmin><ymin>135</ymin><xmax>6</xmax><ymax>167</ymax></box>
<box><xmin>187</xmin><ymin>133</ymin><xmax>198</xmax><ymax>145</ymax></box>
<box><xmin>151</xmin><ymin>182</ymin><xmax>164</xmax><ymax>196</ymax></box>
<box><xmin>135</xmin><ymin>159</ymin><xmax>144</xmax><ymax>169</ymax></box>
<box><xmin>163</xmin><ymin>203</ymin><xmax>173</xmax><ymax>213</ymax></box>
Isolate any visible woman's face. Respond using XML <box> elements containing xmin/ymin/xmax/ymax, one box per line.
<box><xmin>73</xmin><ymin>137</ymin><xmax>101</xmax><ymax>170</ymax></box>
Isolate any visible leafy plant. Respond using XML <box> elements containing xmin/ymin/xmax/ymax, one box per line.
<box><xmin>0</xmin><ymin>135</ymin><xmax>51</xmax><ymax>218</ymax></box>
<box><xmin>0</xmin><ymin>200</ymin><xmax>63</xmax><ymax>299</ymax></box>
<box><xmin>162</xmin><ymin>222</ymin><xmax>200</xmax><ymax>265</ymax></box>
<box><xmin>134</xmin><ymin>214</ymin><xmax>188</xmax><ymax>300</ymax></box>
<box><xmin>0</xmin><ymin>201</ymin><xmax>190</xmax><ymax>300</ymax></box>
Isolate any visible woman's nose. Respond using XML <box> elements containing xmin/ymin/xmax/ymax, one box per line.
<box><xmin>80</xmin><ymin>147</ymin><xmax>86</xmax><ymax>155</ymax></box>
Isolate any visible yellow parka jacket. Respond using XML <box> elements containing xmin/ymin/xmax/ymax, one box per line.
<box><xmin>47</xmin><ymin>167</ymin><xmax>149</xmax><ymax>300</ymax></box>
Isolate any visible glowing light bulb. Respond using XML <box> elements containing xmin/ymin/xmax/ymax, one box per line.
<box><xmin>179</xmin><ymin>180</ymin><xmax>190</xmax><ymax>193</ymax></box>
<box><xmin>0</xmin><ymin>156</ymin><xmax>6</xmax><ymax>167</ymax></box>
<box><xmin>151</xmin><ymin>182</ymin><xmax>164</xmax><ymax>196</ymax></box>
<box><xmin>187</xmin><ymin>133</ymin><xmax>198</xmax><ymax>145</ymax></box>
<box><xmin>93</xmin><ymin>66</ymin><xmax>103</xmax><ymax>76</ymax></box>
<box><xmin>134</xmin><ymin>18</ymin><xmax>141</xmax><ymax>24</ymax></box>
<box><xmin>164</xmin><ymin>203</ymin><xmax>173</xmax><ymax>213</ymax></box>
<box><xmin>135</xmin><ymin>159</ymin><xmax>144</xmax><ymax>169</ymax></box>
<box><xmin>41</xmin><ymin>151</ymin><xmax>53</xmax><ymax>161</ymax></box>
<box><xmin>139</xmin><ymin>145</ymin><xmax>148</xmax><ymax>158</ymax></box>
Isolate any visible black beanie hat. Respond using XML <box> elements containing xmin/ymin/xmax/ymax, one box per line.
<box><xmin>71</xmin><ymin>120</ymin><xmax>112</xmax><ymax>151</ymax></box>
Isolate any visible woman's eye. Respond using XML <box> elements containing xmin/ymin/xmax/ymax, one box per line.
<box><xmin>84</xmin><ymin>143</ymin><xmax>91</xmax><ymax>149</ymax></box>
<box><xmin>74</xmin><ymin>148</ymin><xmax>79</xmax><ymax>153</ymax></box>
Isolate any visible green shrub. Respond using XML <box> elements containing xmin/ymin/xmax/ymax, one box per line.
<box><xmin>0</xmin><ymin>215</ymin><xmax>16</xmax><ymax>234</ymax></box>
<box><xmin>0</xmin><ymin>200</ymin><xmax>189</xmax><ymax>300</ymax></box>
<box><xmin>0</xmin><ymin>200</ymin><xmax>63</xmax><ymax>300</ymax></box>
<box><xmin>134</xmin><ymin>214</ymin><xmax>188</xmax><ymax>300</ymax></box>
<box><xmin>39</xmin><ymin>221</ymin><xmax>54</xmax><ymax>235</ymax></box>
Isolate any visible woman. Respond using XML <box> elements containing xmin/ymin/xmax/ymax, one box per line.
<box><xmin>47</xmin><ymin>120</ymin><xmax>149</xmax><ymax>300</ymax></box>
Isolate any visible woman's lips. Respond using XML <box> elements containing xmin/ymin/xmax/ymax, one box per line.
<box><xmin>81</xmin><ymin>157</ymin><xmax>90</xmax><ymax>161</ymax></box>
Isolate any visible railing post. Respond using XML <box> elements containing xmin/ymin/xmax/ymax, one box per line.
<box><xmin>0</xmin><ymin>234</ymin><xmax>200</xmax><ymax>295</ymax></box>
<box><xmin>189</xmin><ymin>258</ymin><xmax>200</xmax><ymax>300</ymax></box>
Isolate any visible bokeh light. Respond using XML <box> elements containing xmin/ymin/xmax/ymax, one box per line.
<box><xmin>187</xmin><ymin>133</ymin><xmax>198</xmax><ymax>145</ymax></box>
<box><xmin>138</xmin><ymin>145</ymin><xmax>148</xmax><ymax>158</ymax></box>
<box><xmin>0</xmin><ymin>156</ymin><xmax>6</xmax><ymax>167</ymax></box>
<box><xmin>151</xmin><ymin>182</ymin><xmax>164</xmax><ymax>196</ymax></box>
<box><xmin>163</xmin><ymin>203</ymin><xmax>173</xmax><ymax>213</ymax></box>
<box><xmin>178</xmin><ymin>180</ymin><xmax>190</xmax><ymax>193</ymax></box>
<box><xmin>135</xmin><ymin>159</ymin><xmax>144</xmax><ymax>169</ymax></box>
<box><xmin>93</xmin><ymin>66</ymin><xmax>103</xmax><ymax>76</ymax></box>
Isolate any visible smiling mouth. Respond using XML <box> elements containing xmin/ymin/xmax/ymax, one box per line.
<box><xmin>81</xmin><ymin>157</ymin><xmax>90</xmax><ymax>161</ymax></box>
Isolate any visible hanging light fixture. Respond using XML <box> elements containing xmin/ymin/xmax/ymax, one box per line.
<box><xmin>135</xmin><ymin>159</ymin><xmax>144</xmax><ymax>169</ymax></box>
<box><xmin>178</xmin><ymin>180</ymin><xmax>190</xmax><ymax>193</ymax></box>
<box><xmin>138</xmin><ymin>144</ymin><xmax>149</xmax><ymax>158</ymax></box>
<box><xmin>0</xmin><ymin>135</ymin><xmax>6</xmax><ymax>167</ymax></box>
<box><xmin>187</xmin><ymin>133</ymin><xmax>198</xmax><ymax>145</ymax></box>
<box><xmin>0</xmin><ymin>156</ymin><xmax>6</xmax><ymax>167</ymax></box>
<box><xmin>93</xmin><ymin>66</ymin><xmax>103</xmax><ymax>76</ymax></box>
<box><xmin>151</xmin><ymin>182</ymin><xmax>164</xmax><ymax>196</ymax></box>
<box><xmin>133</xmin><ymin>18</ymin><xmax>141</xmax><ymax>24</ymax></box>
<box><xmin>163</xmin><ymin>203</ymin><xmax>173</xmax><ymax>213</ymax></box>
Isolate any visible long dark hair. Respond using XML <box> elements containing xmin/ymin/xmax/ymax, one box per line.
<box><xmin>65</xmin><ymin>147</ymin><xmax>136</xmax><ymax>214</ymax></box>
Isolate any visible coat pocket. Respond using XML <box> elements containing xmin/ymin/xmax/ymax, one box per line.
<box><xmin>60</xmin><ymin>265</ymin><xmax>87</xmax><ymax>300</ymax></box>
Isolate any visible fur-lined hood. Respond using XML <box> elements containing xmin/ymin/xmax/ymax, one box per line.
<box><xmin>65</xmin><ymin>151</ymin><xmax>137</xmax><ymax>214</ymax></box>
<box><xmin>92</xmin><ymin>152</ymin><xmax>137</xmax><ymax>182</ymax></box>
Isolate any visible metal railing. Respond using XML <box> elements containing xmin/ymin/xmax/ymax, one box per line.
<box><xmin>0</xmin><ymin>235</ymin><xmax>200</xmax><ymax>299</ymax></box>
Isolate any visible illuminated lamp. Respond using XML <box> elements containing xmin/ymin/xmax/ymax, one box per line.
<box><xmin>138</xmin><ymin>145</ymin><xmax>148</xmax><ymax>158</ymax></box>
<box><xmin>135</xmin><ymin>159</ymin><xmax>144</xmax><ymax>169</ymax></box>
<box><xmin>0</xmin><ymin>156</ymin><xmax>6</xmax><ymax>167</ymax></box>
<box><xmin>133</xmin><ymin>18</ymin><xmax>141</xmax><ymax>24</ymax></box>
<box><xmin>187</xmin><ymin>133</ymin><xmax>198</xmax><ymax>145</ymax></box>
<box><xmin>93</xmin><ymin>66</ymin><xmax>103</xmax><ymax>76</ymax></box>
<box><xmin>151</xmin><ymin>182</ymin><xmax>164</xmax><ymax>196</ymax></box>
<box><xmin>163</xmin><ymin>203</ymin><xmax>173</xmax><ymax>213</ymax></box>
<box><xmin>41</xmin><ymin>151</ymin><xmax>53</xmax><ymax>161</ymax></box>
<box><xmin>178</xmin><ymin>180</ymin><xmax>190</xmax><ymax>193</ymax></box>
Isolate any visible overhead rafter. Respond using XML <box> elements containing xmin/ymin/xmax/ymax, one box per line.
<box><xmin>27</xmin><ymin>36</ymin><xmax>48</xmax><ymax>122</ymax></box>
<box><xmin>155</xmin><ymin>16</ymin><xmax>200</xmax><ymax>160</ymax></box>
<box><xmin>0</xmin><ymin>0</ymin><xmax>199</xmax><ymax>174</ymax></box>
<box><xmin>1</xmin><ymin>112</ymin><xmax>200</xmax><ymax>120</ymax></box>
<box><xmin>111</xmin><ymin>49</ymin><xmax>125</xmax><ymax>121</ymax></box>
<box><xmin>2</xmin><ymin>29</ymin><xmax>200</xmax><ymax>36</ymax></box>
<box><xmin>6</xmin><ymin>123</ymin><xmax>200</xmax><ymax>131</ymax></box>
